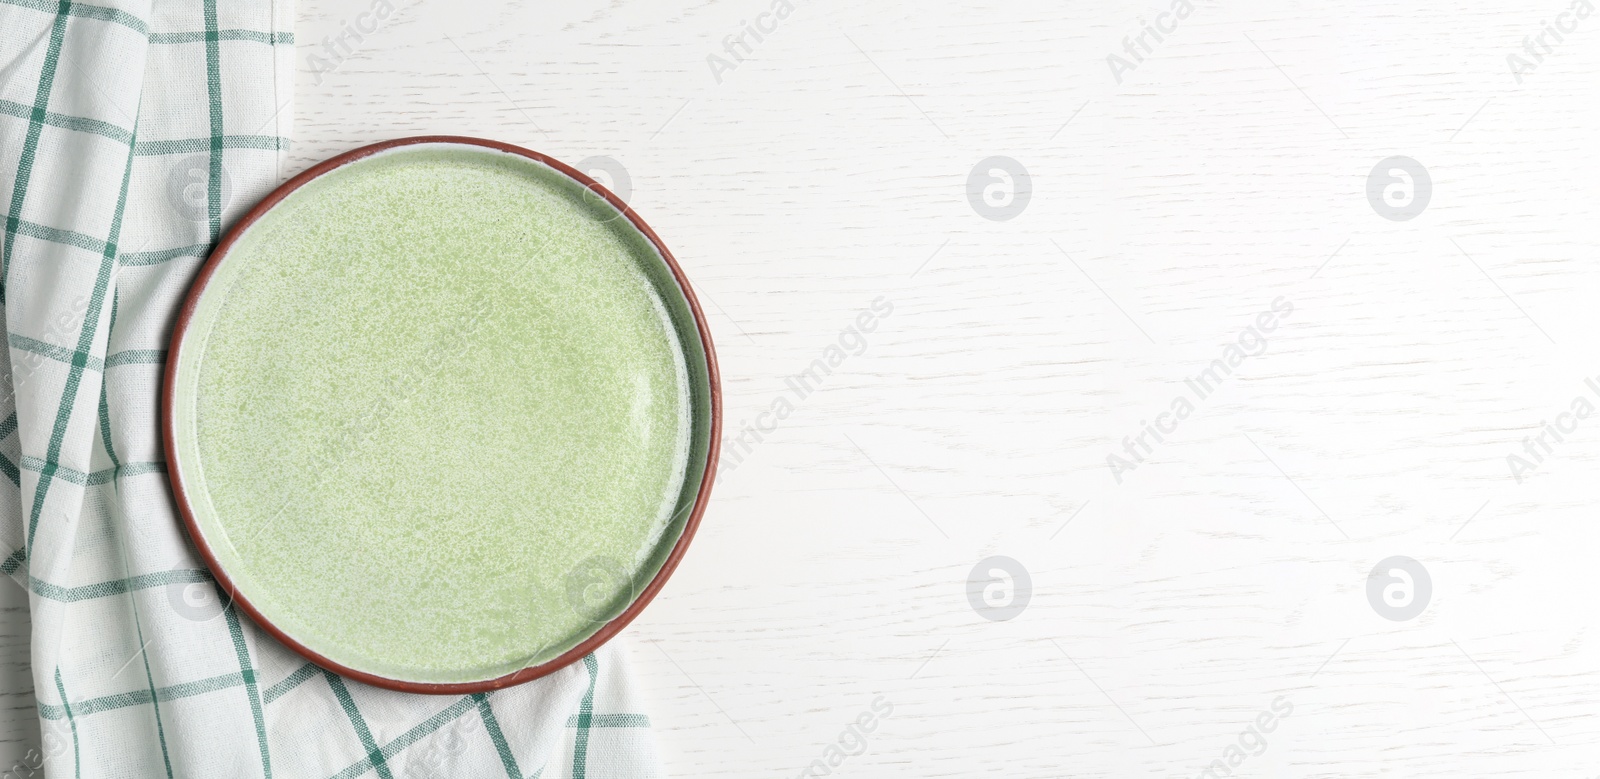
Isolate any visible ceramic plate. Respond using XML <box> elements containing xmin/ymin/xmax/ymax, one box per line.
<box><xmin>163</xmin><ymin>137</ymin><xmax>719</xmax><ymax>693</ymax></box>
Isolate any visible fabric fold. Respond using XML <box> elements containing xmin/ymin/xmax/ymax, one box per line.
<box><xmin>0</xmin><ymin>1</ymin><xmax>664</xmax><ymax>776</ymax></box>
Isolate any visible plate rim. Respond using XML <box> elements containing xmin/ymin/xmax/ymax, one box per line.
<box><xmin>160</xmin><ymin>135</ymin><xmax>722</xmax><ymax>694</ymax></box>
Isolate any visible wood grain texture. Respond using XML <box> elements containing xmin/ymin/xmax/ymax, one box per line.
<box><xmin>6</xmin><ymin>0</ymin><xmax>1600</xmax><ymax>776</ymax></box>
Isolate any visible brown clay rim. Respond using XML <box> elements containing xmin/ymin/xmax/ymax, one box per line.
<box><xmin>161</xmin><ymin>136</ymin><xmax>721</xmax><ymax>694</ymax></box>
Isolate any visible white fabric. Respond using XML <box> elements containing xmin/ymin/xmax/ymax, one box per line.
<box><xmin>0</xmin><ymin>1</ymin><xmax>664</xmax><ymax>776</ymax></box>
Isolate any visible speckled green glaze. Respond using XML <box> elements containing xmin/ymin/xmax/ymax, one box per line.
<box><xmin>171</xmin><ymin>145</ymin><xmax>707</xmax><ymax>684</ymax></box>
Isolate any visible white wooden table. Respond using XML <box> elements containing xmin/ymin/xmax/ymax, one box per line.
<box><xmin>8</xmin><ymin>0</ymin><xmax>1600</xmax><ymax>775</ymax></box>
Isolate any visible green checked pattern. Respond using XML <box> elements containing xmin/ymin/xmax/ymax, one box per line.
<box><xmin>0</xmin><ymin>0</ymin><xmax>665</xmax><ymax>776</ymax></box>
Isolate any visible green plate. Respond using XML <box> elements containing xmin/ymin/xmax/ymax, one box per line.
<box><xmin>164</xmin><ymin>137</ymin><xmax>719</xmax><ymax>692</ymax></box>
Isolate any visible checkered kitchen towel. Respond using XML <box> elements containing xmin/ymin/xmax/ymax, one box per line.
<box><xmin>0</xmin><ymin>1</ymin><xmax>665</xmax><ymax>777</ymax></box>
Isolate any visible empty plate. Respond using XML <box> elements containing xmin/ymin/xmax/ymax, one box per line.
<box><xmin>163</xmin><ymin>137</ymin><xmax>719</xmax><ymax>692</ymax></box>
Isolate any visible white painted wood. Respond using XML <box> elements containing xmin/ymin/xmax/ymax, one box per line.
<box><xmin>8</xmin><ymin>0</ymin><xmax>1600</xmax><ymax>775</ymax></box>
